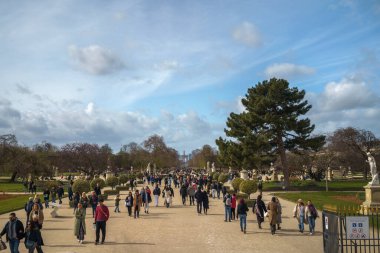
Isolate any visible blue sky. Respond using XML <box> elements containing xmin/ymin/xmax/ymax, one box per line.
<box><xmin>0</xmin><ymin>0</ymin><xmax>379</xmax><ymax>153</ymax></box>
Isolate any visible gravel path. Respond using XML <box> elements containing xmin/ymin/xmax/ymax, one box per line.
<box><xmin>0</xmin><ymin>186</ymin><xmax>323</xmax><ymax>253</ymax></box>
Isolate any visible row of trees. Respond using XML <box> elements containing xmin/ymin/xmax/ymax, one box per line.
<box><xmin>0</xmin><ymin>134</ymin><xmax>180</xmax><ymax>182</ymax></box>
<box><xmin>215</xmin><ymin>78</ymin><xmax>379</xmax><ymax>188</ymax></box>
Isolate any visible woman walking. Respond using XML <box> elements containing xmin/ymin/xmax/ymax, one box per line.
<box><xmin>276</xmin><ymin>197</ymin><xmax>282</xmax><ymax>230</ymax></box>
<box><xmin>202</xmin><ymin>189</ymin><xmax>209</xmax><ymax>215</ymax></box>
<box><xmin>125</xmin><ymin>192</ymin><xmax>133</xmax><ymax>217</ymax></box>
<box><xmin>25</xmin><ymin>221</ymin><xmax>44</xmax><ymax>253</ymax></box>
<box><xmin>133</xmin><ymin>190</ymin><xmax>142</xmax><ymax>218</ymax></box>
<box><xmin>142</xmin><ymin>186</ymin><xmax>152</xmax><ymax>214</ymax></box>
<box><xmin>74</xmin><ymin>203</ymin><xmax>86</xmax><ymax>244</ymax></box>
<box><xmin>73</xmin><ymin>191</ymin><xmax>80</xmax><ymax>214</ymax></box>
<box><xmin>80</xmin><ymin>192</ymin><xmax>89</xmax><ymax>213</ymax></box>
<box><xmin>267</xmin><ymin>196</ymin><xmax>278</xmax><ymax>235</ymax></box>
<box><xmin>231</xmin><ymin>193</ymin><xmax>237</xmax><ymax>220</ymax></box>
<box><xmin>293</xmin><ymin>199</ymin><xmax>306</xmax><ymax>233</ymax></box>
<box><xmin>254</xmin><ymin>195</ymin><xmax>267</xmax><ymax>229</ymax></box>
<box><xmin>237</xmin><ymin>198</ymin><xmax>249</xmax><ymax>233</ymax></box>
<box><xmin>29</xmin><ymin>203</ymin><xmax>44</xmax><ymax>229</ymax></box>
<box><xmin>305</xmin><ymin>200</ymin><xmax>318</xmax><ymax>235</ymax></box>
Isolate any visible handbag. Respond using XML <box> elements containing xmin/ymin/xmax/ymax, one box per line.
<box><xmin>0</xmin><ymin>239</ymin><xmax>7</xmax><ymax>250</ymax></box>
<box><xmin>25</xmin><ymin>240</ymin><xmax>35</xmax><ymax>250</ymax></box>
<box><xmin>264</xmin><ymin>211</ymin><xmax>269</xmax><ymax>217</ymax></box>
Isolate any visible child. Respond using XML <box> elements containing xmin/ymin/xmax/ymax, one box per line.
<box><xmin>114</xmin><ymin>194</ymin><xmax>121</xmax><ymax>213</ymax></box>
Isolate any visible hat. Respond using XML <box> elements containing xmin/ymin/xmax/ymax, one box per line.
<box><xmin>298</xmin><ymin>199</ymin><xmax>303</xmax><ymax>203</ymax></box>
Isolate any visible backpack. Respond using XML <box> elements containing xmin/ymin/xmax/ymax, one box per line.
<box><xmin>225</xmin><ymin>196</ymin><xmax>231</xmax><ymax>206</ymax></box>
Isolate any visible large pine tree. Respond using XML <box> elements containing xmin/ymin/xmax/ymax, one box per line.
<box><xmin>217</xmin><ymin>78</ymin><xmax>325</xmax><ymax>188</ymax></box>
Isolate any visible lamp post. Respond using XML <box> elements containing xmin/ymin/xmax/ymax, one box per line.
<box><xmin>325</xmin><ymin>167</ymin><xmax>329</xmax><ymax>192</ymax></box>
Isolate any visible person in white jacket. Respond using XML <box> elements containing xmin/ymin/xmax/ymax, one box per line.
<box><xmin>305</xmin><ymin>200</ymin><xmax>319</xmax><ymax>235</ymax></box>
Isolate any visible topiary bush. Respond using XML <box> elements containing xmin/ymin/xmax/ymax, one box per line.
<box><xmin>106</xmin><ymin>176</ymin><xmax>119</xmax><ymax>190</ymax></box>
<box><xmin>213</xmin><ymin>172</ymin><xmax>220</xmax><ymax>181</ymax></box>
<box><xmin>218</xmin><ymin>173</ymin><xmax>229</xmax><ymax>183</ymax></box>
<box><xmin>90</xmin><ymin>178</ymin><xmax>106</xmax><ymax>190</ymax></box>
<box><xmin>136</xmin><ymin>172</ymin><xmax>144</xmax><ymax>180</ymax></box>
<box><xmin>36</xmin><ymin>180</ymin><xmax>62</xmax><ymax>191</ymax></box>
<box><xmin>239</xmin><ymin>180</ymin><xmax>257</xmax><ymax>199</ymax></box>
<box><xmin>118</xmin><ymin>174</ymin><xmax>129</xmax><ymax>186</ymax></box>
<box><xmin>103</xmin><ymin>189</ymin><xmax>119</xmax><ymax>195</ymax></box>
<box><xmin>116</xmin><ymin>185</ymin><xmax>129</xmax><ymax>191</ymax></box>
<box><xmin>231</xmin><ymin>178</ymin><xmax>244</xmax><ymax>192</ymax></box>
<box><xmin>72</xmin><ymin>179</ymin><xmax>90</xmax><ymax>194</ymax></box>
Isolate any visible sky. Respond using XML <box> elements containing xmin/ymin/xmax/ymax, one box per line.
<box><xmin>0</xmin><ymin>0</ymin><xmax>379</xmax><ymax>154</ymax></box>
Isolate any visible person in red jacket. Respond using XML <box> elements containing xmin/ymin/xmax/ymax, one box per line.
<box><xmin>231</xmin><ymin>193</ymin><xmax>237</xmax><ymax>220</ymax></box>
<box><xmin>94</xmin><ymin>199</ymin><xmax>109</xmax><ymax>245</ymax></box>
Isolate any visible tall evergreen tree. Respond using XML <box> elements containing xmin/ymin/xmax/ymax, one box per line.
<box><xmin>217</xmin><ymin>78</ymin><xmax>325</xmax><ymax>188</ymax></box>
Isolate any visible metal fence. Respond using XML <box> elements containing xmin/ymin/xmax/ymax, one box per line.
<box><xmin>323</xmin><ymin>206</ymin><xmax>380</xmax><ymax>253</ymax></box>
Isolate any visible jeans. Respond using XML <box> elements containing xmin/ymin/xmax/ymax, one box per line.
<box><xmin>225</xmin><ymin>206</ymin><xmax>232</xmax><ymax>221</ymax></box>
<box><xmin>92</xmin><ymin>205</ymin><xmax>97</xmax><ymax>217</ymax></box>
<box><xmin>52</xmin><ymin>196</ymin><xmax>56</xmax><ymax>203</ymax></box>
<box><xmin>239</xmin><ymin>214</ymin><xmax>247</xmax><ymax>231</ymax></box>
<box><xmin>144</xmin><ymin>202</ymin><xmax>149</xmax><ymax>212</ymax></box>
<box><xmin>231</xmin><ymin>208</ymin><xmax>236</xmax><ymax>220</ymax></box>
<box><xmin>127</xmin><ymin>206</ymin><xmax>132</xmax><ymax>216</ymax></box>
<box><xmin>28</xmin><ymin>245</ymin><xmax>43</xmax><ymax>253</ymax></box>
<box><xmin>9</xmin><ymin>238</ymin><xmax>20</xmax><ymax>253</ymax></box>
<box><xmin>114</xmin><ymin>205</ymin><xmax>120</xmax><ymax>212</ymax></box>
<box><xmin>217</xmin><ymin>191</ymin><xmax>220</xmax><ymax>199</ymax></box>
<box><xmin>189</xmin><ymin>196</ymin><xmax>194</xmax><ymax>205</ymax></box>
<box><xmin>299</xmin><ymin>215</ymin><xmax>305</xmax><ymax>232</ymax></box>
<box><xmin>182</xmin><ymin>196</ymin><xmax>186</xmax><ymax>205</ymax></box>
<box><xmin>197</xmin><ymin>201</ymin><xmax>203</xmax><ymax>213</ymax></box>
<box><xmin>95</xmin><ymin>221</ymin><xmax>106</xmax><ymax>243</ymax></box>
<box><xmin>134</xmin><ymin>207</ymin><xmax>139</xmax><ymax>218</ymax></box>
<box><xmin>308</xmin><ymin>216</ymin><xmax>316</xmax><ymax>233</ymax></box>
<box><xmin>154</xmin><ymin>195</ymin><xmax>159</xmax><ymax>206</ymax></box>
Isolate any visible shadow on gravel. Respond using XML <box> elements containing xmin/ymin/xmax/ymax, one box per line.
<box><xmin>46</xmin><ymin>245</ymin><xmax>85</xmax><ymax>247</ymax></box>
<box><xmin>55</xmin><ymin>215</ymin><xmax>73</xmax><ymax>219</ymax></box>
<box><xmin>43</xmin><ymin>228</ymin><xmax>72</xmax><ymax>231</ymax></box>
<box><xmin>105</xmin><ymin>242</ymin><xmax>155</xmax><ymax>246</ymax></box>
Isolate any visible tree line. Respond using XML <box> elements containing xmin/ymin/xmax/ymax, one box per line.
<box><xmin>0</xmin><ymin>134</ymin><xmax>180</xmax><ymax>182</ymax></box>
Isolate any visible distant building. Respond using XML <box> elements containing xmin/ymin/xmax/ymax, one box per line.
<box><xmin>179</xmin><ymin>151</ymin><xmax>191</xmax><ymax>167</ymax></box>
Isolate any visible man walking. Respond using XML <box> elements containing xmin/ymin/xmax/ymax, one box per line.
<box><xmin>224</xmin><ymin>193</ymin><xmax>232</xmax><ymax>222</ymax></box>
<box><xmin>57</xmin><ymin>185</ymin><xmax>64</xmax><ymax>204</ymax></box>
<box><xmin>153</xmin><ymin>184</ymin><xmax>161</xmax><ymax>207</ymax></box>
<box><xmin>195</xmin><ymin>187</ymin><xmax>203</xmax><ymax>215</ymax></box>
<box><xmin>187</xmin><ymin>184</ymin><xmax>195</xmax><ymax>206</ymax></box>
<box><xmin>94</xmin><ymin>199</ymin><xmax>109</xmax><ymax>245</ymax></box>
<box><xmin>0</xmin><ymin>213</ymin><xmax>25</xmax><ymax>253</ymax></box>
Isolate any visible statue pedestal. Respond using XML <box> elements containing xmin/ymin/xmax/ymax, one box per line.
<box><xmin>361</xmin><ymin>185</ymin><xmax>380</xmax><ymax>213</ymax></box>
<box><xmin>240</xmin><ymin>170</ymin><xmax>248</xmax><ymax>180</ymax></box>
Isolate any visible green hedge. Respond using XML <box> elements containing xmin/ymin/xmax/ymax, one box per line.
<box><xmin>103</xmin><ymin>189</ymin><xmax>119</xmax><ymax>195</ymax></box>
<box><xmin>90</xmin><ymin>178</ymin><xmax>106</xmax><ymax>190</ymax></box>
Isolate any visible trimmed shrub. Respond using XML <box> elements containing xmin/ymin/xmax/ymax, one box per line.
<box><xmin>90</xmin><ymin>178</ymin><xmax>106</xmax><ymax>190</ymax></box>
<box><xmin>218</xmin><ymin>173</ymin><xmax>229</xmax><ymax>183</ymax></box>
<box><xmin>106</xmin><ymin>176</ymin><xmax>119</xmax><ymax>190</ymax></box>
<box><xmin>128</xmin><ymin>173</ymin><xmax>136</xmax><ymax>180</ymax></box>
<box><xmin>103</xmin><ymin>189</ymin><xmax>119</xmax><ymax>195</ymax></box>
<box><xmin>72</xmin><ymin>179</ymin><xmax>90</xmax><ymax>194</ymax></box>
<box><xmin>212</xmin><ymin>173</ymin><xmax>220</xmax><ymax>181</ymax></box>
<box><xmin>118</xmin><ymin>175</ymin><xmax>129</xmax><ymax>186</ymax></box>
<box><xmin>116</xmin><ymin>185</ymin><xmax>129</xmax><ymax>191</ymax></box>
<box><xmin>239</xmin><ymin>180</ymin><xmax>257</xmax><ymax>199</ymax></box>
<box><xmin>236</xmin><ymin>193</ymin><xmax>249</xmax><ymax>199</ymax></box>
<box><xmin>231</xmin><ymin>178</ymin><xmax>244</xmax><ymax>192</ymax></box>
<box><xmin>136</xmin><ymin>172</ymin><xmax>144</xmax><ymax>180</ymax></box>
<box><xmin>136</xmin><ymin>180</ymin><xmax>143</xmax><ymax>184</ymax></box>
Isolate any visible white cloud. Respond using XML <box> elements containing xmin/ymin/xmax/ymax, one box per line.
<box><xmin>318</xmin><ymin>78</ymin><xmax>379</xmax><ymax>112</ymax></box>
<box><xmin>265</xmin><ymin>63</ymin><xmax>315</xmax><ymax>79</ymax></box>
<box><xmin>232</xmin><ymin>22</ymin><xmax>262</xmax><ymax>48</ymax></box>
<box><xmin>85</xmin><ymin>102</ymin><xmax>94</xmax><ymax>115</ymax></box>
<box><xmin>68</xmin><ymin>45</ymin><xmax>124</xmax><ymax>75</ymax></box>
<box><xmin>154</xmin><ymin>60</ymin><xmax>179</xmax><ymax>71</ymax></box>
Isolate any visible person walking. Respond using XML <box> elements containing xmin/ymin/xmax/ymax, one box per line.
<box><xmin>254</xmin><ymin>195</ymin><xmax>267</xmax><ymax>229</ymax></box>
<box><xmin>202</xmin><ymin>189</ymin><xmax>209</xmax><ymax>215</ymax></box>
<box><xmin>142</xmin><ymin>186</ymin><xmax>152</xmax><ymax>214</ymax></box>
<box><xmin>216</xmin><ymin>182</ymin><xmax>221</xmax><ymax>199</ymax></box>
<box><xmin>50</xmin><ymin>187</ymin><xmax>57</xmax><ymax>205</ymax></box>
<box><xmin>231</xmin><ymin>193</ymin><xmax>237</xmax><ymax>220</ymax></box>
<box><xmin>237</xmin><ymin>199</ymin><xmax>249</xmax><ymax>233</ymax></box>
<box><xmin>153</xmin><ymin>184</ymin><xmax>161</xmax><ymax>207</ymax></box>
<box><xmin>267</xmin><ymin>196</ymin><xmax>279</xmax><ymax>235</ymax></box>
<box><xmin>114</xmin><ymin>194</ymin><xmax>121</xmax><ymax>213</ymax></box>
<box><xmin>223</xmin><ymin>193</ymin><xmax>232</xmax><ymax>222</ymax></box>
<box><xmin>94</xmin><ymin>183</ymin><xmax>101</xmax><ymax>196</ymax></box>
<box><xmin>180</xmin><ymin>184</ymin><xmax>188</xmax><ymax>205</ymax></box>
<box><xmin>74</xmin><ymin>203</ymin><xmax>86</xmax><ymax>244</ymax></box>
<box><xmin>211</xmin><ymin>182</ymin><xmax>217</xmax><ymax>199</ymax></box>
<box><xmin>305</xmin><ymin>200</ymin><xmax>318</xmax><ymax>235</ymax></box>
<box><xmin>28</xmin><ymin>204</ymin><xmax>44</xmax><ymax>229</ymax></box>
<box><xmin>42</xmin><ymin>189</ymin><xmax>50</xmax><ymax>209</ymax></box>
<box><xmin>133</xmin><ymin>190</ymin><xmax>142</xmax><ymax>218</ymax></box>
<box><xmin>187</xmin><ymin>184</ymin><xmax>195</xmax><ymax>206</ymax></box>
<box><xmin>94</xmin><ymin>199</ymin><xmax>109</xmax><ymax>245</ymax></box>
<box><xmin>89</xmin><ymin>192</ymin><xmax>99</xmax><ymax>218</ymax></box>
<box><xmin>125</xmin><ymin>192</ymin><xmax>133</xmax><ymax>217</ymax></box>
<box><xmin>73</xmin><ymin>191</ymin><xmax>80</xmax><ymax>214</ymax></box>
<box><xmin>57</xmin><ymin>185</ymin><xmax>64</xmax><ymax>204</ymax></box>
<box><xmin>80</xmin><ymin>192</ymin><xmax>89</xmax><ymax>213</ymax></box>
<box><xmin>68</xmin><ymin>183</ymin><xmax>73</xmax><ymax>201</ymax></box>
<box><xmin>25</xmin><ymin>197</ymin><xmax>34</xmax><ymax>224</ymax></box>
<box><xmin>293</xmin><ymin>199</ymin><xmax>306</xmax><ymax>233</ymax></box>
<box><xmin>0</xmin><ymin>213</ymin><xmax>24</xmax><ymax>253</ymax></box>
<box><xmin>275</xmin><ymin>197</ymin><xmax>282</xmax><ymax>230</ymax></box>
<box><xmin>195</xmin><ymin>187</ymin><xmax>203</xmax><ymax>215</ymax></box>
<box><xmin>24</xmin><ymin>220</ymin><xmax>43</xmax><ymax>253</ymax></box>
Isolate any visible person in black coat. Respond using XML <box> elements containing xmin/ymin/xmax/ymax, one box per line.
<box><xmin>57</xmin><ymin>185</ymin><xmax>64</xmax><ymax>204</ymax></box>
<box><xmin>0</xmin><ymin>213</ymin><xmax>25</xmax><ymax>252</ymax></box>
<box><xmin>94</xmin><ymin>184</ymin><xmax>101</xmax><ymax>196</ymax></box>
<box><xmin>254</xmin><ymin>195</ymin><xmax>267</xmax><ymax>229</ymax></box>
<box><xmin>180</xmin><ymin>185</ymin><xmax>188</xmax><ymax>205</ymax></box>
<box><xmin>202</xmin><ymin>189</ymin><xmax>209</xmax><ymax>215</ymax></box>
<box><xmin>237</xmin><ymin>199</ymin><xmax>249</xmax><ymax>233</ymax></box>
<box><xmin>25</xmin><ymin>220</ymin><xmax>43</xmax><ymax>253</ymax></box>
<box><xmin>194</xmin><ymin>187</ymin><xmax>203</xmax><ymax>214</ymax></box>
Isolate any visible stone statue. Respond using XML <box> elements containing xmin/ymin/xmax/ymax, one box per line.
<box><xmin>367</xmin><ymin>152</ymin><xmax>379</xmax><ymax>185</ymax></box>
<box><xmin>206</xmin><ymin>161</ymin><xmax>210</xmax><ymax>170</ymax></box>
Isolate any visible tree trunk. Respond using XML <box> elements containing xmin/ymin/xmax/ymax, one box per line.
<box><xmin>277</xmin><ymin>135</ymin><xmax>290</xmax><ymax>189</ymax></box>
<box><xmin>9</xmin><ymin>171</ymin><xmax>17</xmax><ymax>183</ymax></box>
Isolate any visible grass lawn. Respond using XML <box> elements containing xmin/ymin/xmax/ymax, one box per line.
<box><xmin>263</xmin><ymin>180</ymin><xmax>367</xmax><ymax>192</ymax></box>
<box><xmin>0</xmin><ymin>183</ymin><xmax>26</xmax><ymax>192</ymax></box>
<box><xmin>0</xmin><ymin>194</ymin><xmax>34</xmax><ymax>215</ymax></box>
<box><xmin>275</xmin><ymin>191</ymin><xmax>365</xmax><ymax>211</ymax></box>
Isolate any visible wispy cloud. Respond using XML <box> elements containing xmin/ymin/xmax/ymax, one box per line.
<box><xmin>264</xmin><ymin>63</ymin><xmax>316</xmax><ymax>79</ymax></box>
<box><xmin>232</xmin><ymin>22</ymin><xmax>262</xmax><ymax>48</ymax></box>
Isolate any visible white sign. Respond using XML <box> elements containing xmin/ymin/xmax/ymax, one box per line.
<box><xmin>346</xmin><ymin>216</ymin><xmax>370</xmax><ymax>240</ymax></box>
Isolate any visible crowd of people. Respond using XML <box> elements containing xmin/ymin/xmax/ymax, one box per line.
<box><xmin>0</xmin><ymin>172</ymin><xmax>320</xmax><ymax>252</ymax></box>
